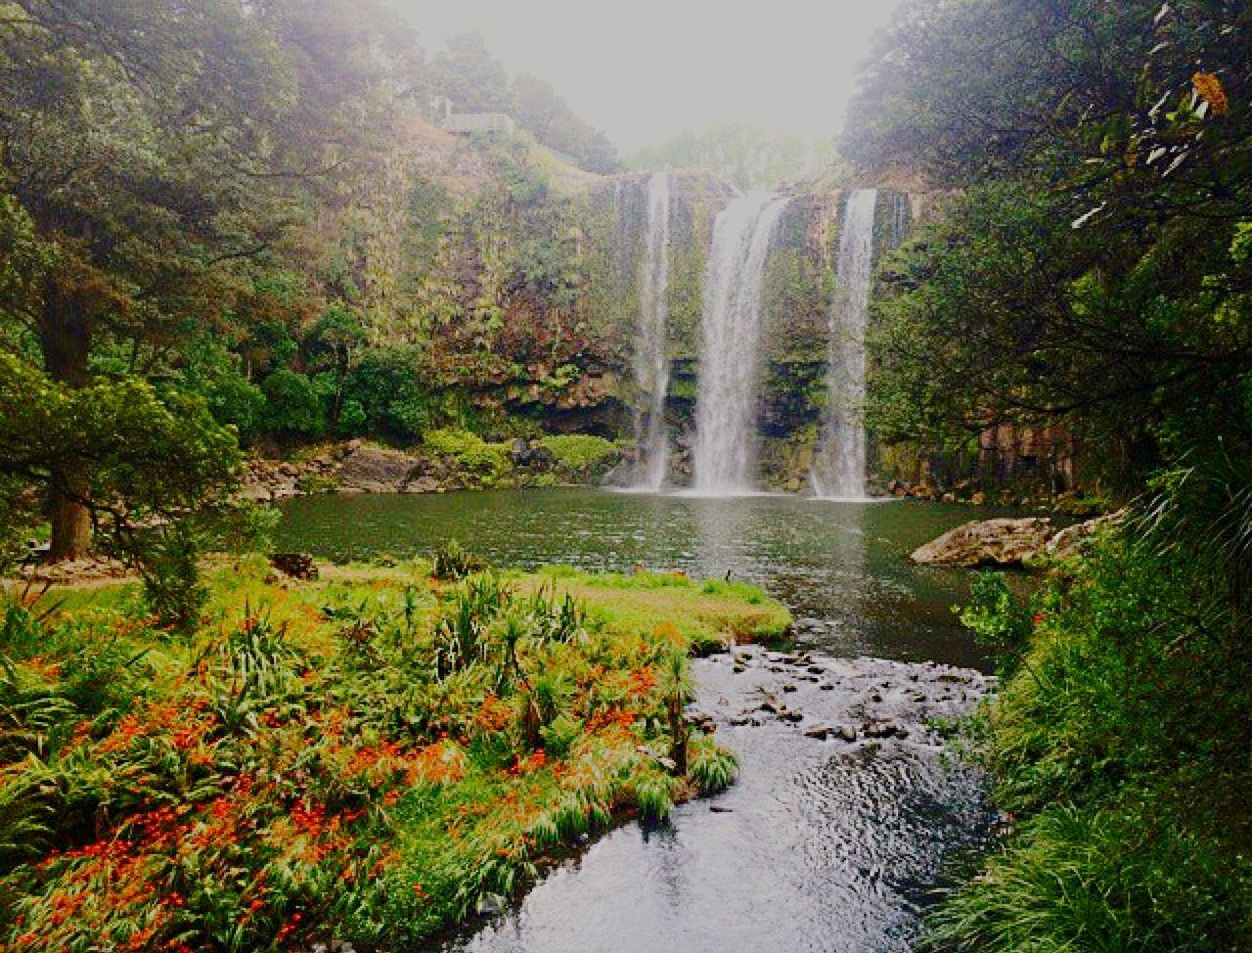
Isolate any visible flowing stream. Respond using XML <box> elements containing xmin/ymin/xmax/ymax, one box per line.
<box><xmin>276</xmin><ymin>490</ymin><xmax>1007</xmax><ymax>952</ymax></box>
<box><xmin>692</xmin><ymin>192</ymin><xmax>791</xmax><ymax>494</ymax></box>
<box><xmin>631</xmin><ymin>173</ymin><xmax>673</xmax><ymax>490</ymax></box>
<box><xmin>813</xmin><ymin>189</ymin><xmax>879</xmax><ymax>500</ymax></box>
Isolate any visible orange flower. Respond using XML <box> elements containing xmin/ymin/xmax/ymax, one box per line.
<box><xmin>1193</xmin><ymin>72</ymin><xmax>1229</xmax><ymax>117</ymax></box>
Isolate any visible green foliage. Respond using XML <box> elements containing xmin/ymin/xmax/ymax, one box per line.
<box><xmin>688</xmin><ymin>732</ymin><xmax>738</xmax><ymax>794</ymax></box>
<box><xmin>930</xmin><ymin>802</ymin><xmax>1251</xmax><ymax>953</ymax></box>
<box><xmin>853</xmin><ymin>0</ymin><xmax>1252</xmax><ymax>497</ymax></box>
<box><xmin>135</xmin><ymin>523</ymin><xmax>208</xmax><ymax>635</ymax></box>
<box><xmin>424</xmin><ymin>429</ymin><xmax>509</xmax><ymax>479</ymax></box>
<box><xmin>958</xmin><ymin>572</ymin><xmax>1033</xmax><ymax>675</ymax></box>
<box><xmin>510</xmin><ymin>72</ymin><xmax>619</xmax><ymax>173</ymax></box>
<box><xmin>936</xmin><ymin>509</ymin><xmax>1252</xmax><ymax>950</ymax></box>
<box><xmin>538</xmin><ymin>434</ymin><xmax>620</xmax><ymax>478</ymax></box>
<box><xmin>431</xmin><ymin>539</ymin><xmax>490</xmax><ymax>581</ymax></box>
<box><xmin>179</xmin><ymin>338</ymin><xmax>267</xmax><ymax>444</ymax></box>
<box><xmin>0</xmin><ymin>561</ymin><xmax>777</xmax><ymax>948</ymax></box>
<box><xmin>261</xmin><ymin>369</ymin><xmax>326</xmax><ymax>438</ymax></box>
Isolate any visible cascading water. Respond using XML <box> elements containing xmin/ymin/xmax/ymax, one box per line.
<box><xmin>692</xmin><ymin>191</ymin><xmax>791</xmax><ymax>494</ymax></box>
<box><xmin>813</xmin><ymin>189</ymin><xmax>879</xmax><ymax>500</ymax></box>
<box><xmin>630</xmin><ymin>173</ymin><xmax>672</xmax><ymax>490</ymax></box>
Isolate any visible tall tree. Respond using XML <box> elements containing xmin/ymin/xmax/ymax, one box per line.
<box><xmin>846</xmin><ymin>0</ymin><xmax>1252</xmax><ymax>485</ymax></box>
<box><xmin>0</xmin><ymin>0</ymin><xmax>405</xmax><ymax>557</ymax></box>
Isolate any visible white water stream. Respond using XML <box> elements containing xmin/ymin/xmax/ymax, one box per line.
<box><xmin>631</xmin><ymin>173</ymin><xmax>673</xmax><ymax>490</ymax></box>
<box><xmin>813</xmin><ymin>189</ymin><xmax>879</xmax><ymax>500</ymax></box>
<box><xmin>692</xmin><ymin>191</ymin><xmax>791</xmax><ymax>494</ymax></box>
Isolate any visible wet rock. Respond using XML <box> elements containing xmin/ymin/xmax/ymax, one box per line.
<box><xmin>1044</xmin><ymin>510</ymin><xmax>1124</xmax><ymax>560</ymax></box>
<box><xmin>863</xmin><ymin>721</ymin><xmax>900</xmax><ymax>739</ymax></box>
<box><xmin>331</xmin><ymin>443</ymin><xmax>418</xmax><ymax>494</ymax></box>
<box><xmin>910</xmin><ymin>517</ymin><xmax>1056</xmax><ymax>568</ymax></box>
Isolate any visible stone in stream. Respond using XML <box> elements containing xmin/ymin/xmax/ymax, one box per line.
<box><xmin>863</xmin><ymin>721</ymin><xmax>903</xmax><ymax>739</ymax></box>
<box><xmin>910</xmin><ymin>517</ymin><xmax>1056</xmax><ymax>567</ymax></box>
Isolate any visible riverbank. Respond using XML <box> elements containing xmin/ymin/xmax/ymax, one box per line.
<box><xmin>0</xmin><ymin>559</ymin><xmax>789</xmax><ymax>951</ymax></box>
<box><xmin>928</xmin><ymin>530</ymin><xmax>1252</xmax><ymax>950</ymax></box>
<box><xmin>242</xmin><ymin>434</ymin><xmax>623</xmax><ymax>500</ymax></box>
<box><xmin>438</xmin><ymin>646</ymin><xmax>995</xmax><ymax>953</ymax></box>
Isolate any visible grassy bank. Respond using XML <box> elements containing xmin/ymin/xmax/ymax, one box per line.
<box><xmin>931</xmin><ymin>534</ymin><xmax>1252</xmax><ymax>951</ymax></box>
<box><xmin>0</xmin><ymin>559</ymin><xmax>790</xmax><ymax>951</ymax></box>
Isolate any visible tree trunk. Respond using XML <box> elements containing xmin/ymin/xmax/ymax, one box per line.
<box><xmin>48</xmin><ymin>464</ymin><xmax>92</xmax><ymax>561</ymax></box>
<box><xmin>39</xmin><ymin>280</ymin><xmax>93</xmax><ymax>561</ymax></box>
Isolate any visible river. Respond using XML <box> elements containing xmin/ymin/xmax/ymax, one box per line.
<box><xmin>275</xmin><ymin>489</ymin><xmax>1003</xmax><ymax>952</ymax></box>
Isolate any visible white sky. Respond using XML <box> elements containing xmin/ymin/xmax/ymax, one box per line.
<box><xmin>382</xmin><ymin>0</ymin><xmax>906</xmax><ymax>153</ymax></box>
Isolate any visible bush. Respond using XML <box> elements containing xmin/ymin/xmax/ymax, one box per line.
<box><xmin>261</xmin><ymin>369</ymin><xmax>325</xmax><ymax>437</ymax></box>
<box><xmin>179</xmin><ymin>339</ymin><xmax>266</xmax><ymax>443</ymax></box>
<box><xmin>431</xmin><ymin>539</ymin><xmax>489</xmax><ymax>581</ymax></box>
<box><xmin>134</xmin><ymin>523</ymin><xmax>208</xmax><ymax>634</ymax></box>
<box><xmin>424</xmin><ymin>429</ymin><xmax>509</xmax><ymax>479</ymax></box>
<box><xmin>930</xmin><ymin>528</ymin><xmax>1252</xmax><ymax>951</ymax></box>
<box><xmin>538</xmin><ymin>434</ymin><xmax>620</xmax><ymax>478</ymax></box>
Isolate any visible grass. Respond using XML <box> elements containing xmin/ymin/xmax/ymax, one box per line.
<box><xmin>930</xmin><ymin>534</ymin><xmax>1252</xmax><ymax>951</ymax></box>
<box><xmin>0</xmin><ymin>557</ymin><xmax>788</xmax><ymax>951</ymax></box>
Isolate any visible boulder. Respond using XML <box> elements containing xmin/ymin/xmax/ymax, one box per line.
<box><xmin>910</xmin><ymin>517</ymin><xmax>1056</xmax><ymax>568</ymax></box>
<box><xmin>330</xmin><ymin>444</ymin><xmax>418</xmax><ymax>494</ymax></box>
<box><xmin>1045</xmin><ymin>510</ymin><xmax>1124</xmax><ymax>559</ymax></box>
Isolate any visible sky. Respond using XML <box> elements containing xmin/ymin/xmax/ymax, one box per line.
<box><xmin>382</xmin><ymin>0</ymin><xmax>906</xmax><ymax>154</ymax></box>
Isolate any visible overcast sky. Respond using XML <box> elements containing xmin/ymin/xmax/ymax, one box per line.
<box><xmin>382</xmin><ymin>0</ymin><xmax>906</xmax><ymax>153</ymax></box>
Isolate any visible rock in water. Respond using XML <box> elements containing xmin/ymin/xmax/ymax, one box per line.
<box><xmin>1045</xmin><ymin>510</ymin><xmax>1124</xmax><ymax>559</ymax></box>
<box><xmin>910</xmin><ymin>517</ymin><xmax>1055</xmax><ymax>567</ymax></box>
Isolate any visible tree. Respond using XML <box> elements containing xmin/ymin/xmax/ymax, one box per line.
<box><xmin>429</xmin><ymin>33</ymin><xmax>510</xmax><ymax>113</ymax></box>
<box><xmin>849</xmin><ymin>0</ymin><xmax>1252</xmax><ymax>487</ymax></box>
<box><xmin>629</xmin><ymin>124</ymin><xmax>834</xmax><ymax>189</ymax></box>
<box><xmin>0</xmin><ymin>0</ymin><xmax>403</xmax><ymax>557</ymax></box>
<box><xmin>0</xmin><ymin>352</ymin><xmax>242</xmax><ymax>560</ymax></box>
<box><xmin>511</xmin><ymin>73</ymin><xmax>619</xmax><ymax>173</ymax></box>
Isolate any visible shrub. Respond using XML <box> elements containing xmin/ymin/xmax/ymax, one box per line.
<box><xmin>431</xmin><ymin>539</ymin><xmax>489</xmax><ymax>581</ymax></box>
<box><xmin>261</xmin><ymin>369</ymin><xmax>326</xmax><ymax>437</ymax></box>
<box><xmin>538</xmin><ymin>434</ymin><xmax>619</xmax><ymax>478</ymax></box>
<box><xmin>424</xmin><ymin>429</ymin><xmax>509</xmax><ymax>479</ymax></box>
<box><xmin>930</xmin><ymin>527</ymin><xmax>1252</xmax><ymax>951</ymax></box>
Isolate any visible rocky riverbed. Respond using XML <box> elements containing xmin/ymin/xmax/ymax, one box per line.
<box><xmin>432</xmin><ymin>648</ymin><xmax>995</xmax><ymax>953</ymax></box>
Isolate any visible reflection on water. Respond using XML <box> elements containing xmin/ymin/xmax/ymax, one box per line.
<box><xmin>275</xmin><ymin>488</ymin><xmax>1002</xmax><ymax>669</ymax></box>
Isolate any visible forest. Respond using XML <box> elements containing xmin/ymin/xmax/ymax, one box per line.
<box><xmin>0</xmin><ymin>0</ymin><xmax>1249</xmax><ymax>950</ymax></box>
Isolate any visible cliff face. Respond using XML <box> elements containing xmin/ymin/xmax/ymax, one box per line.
<box><xmin>328</xmin><ymin>126</ymin><xmax>931</xmax><ymax>488</ymax></box>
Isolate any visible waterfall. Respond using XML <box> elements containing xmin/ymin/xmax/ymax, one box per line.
<box><xmin>813</xmin><ymin>189</ymin><xmax>879</xmax><ymax>500</ymax></box>
<box><xmin>692</xmin><ymin>191</ymin><xmax>791</xmax><ymax>494</ymax></box>
<box><xmin>630</xmin><ymin>173</ymin><xmax>673</xmax><ymax>490</ymax></box>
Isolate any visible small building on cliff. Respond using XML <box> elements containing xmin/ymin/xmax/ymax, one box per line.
<box><xmin>431</xmin><ymin>96</ymin><xmax>516</xmax><ymax>139</ymax></box>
